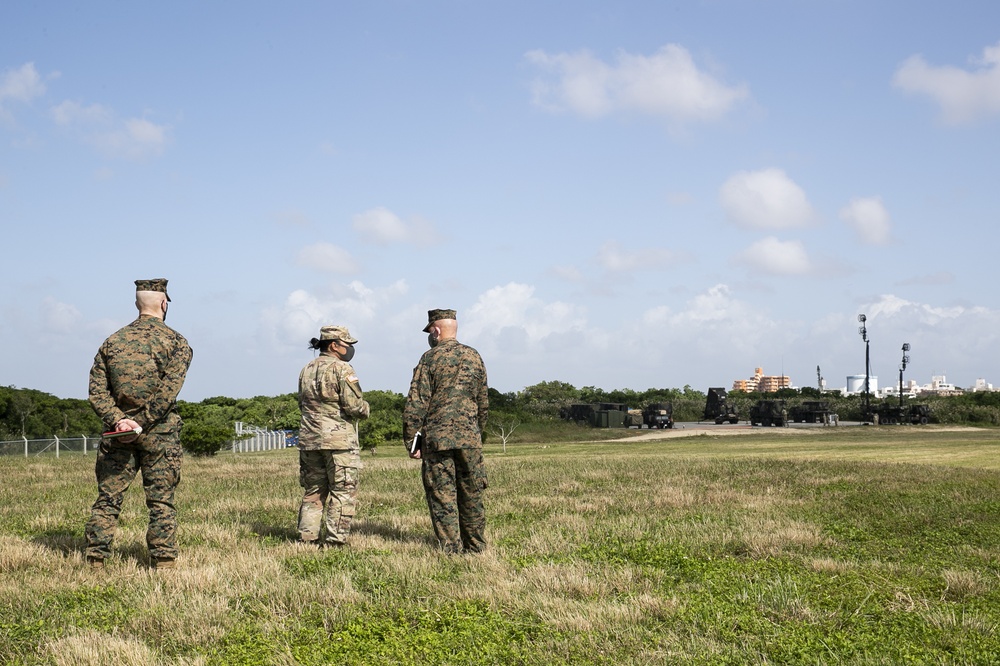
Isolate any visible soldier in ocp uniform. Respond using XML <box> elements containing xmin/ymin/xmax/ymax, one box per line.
<box><xmin>403</xmin><ymin>309</ymin><xmax>489</xmax><ymax>554</ymax></box>
<box><xmin>85</xmin><ymin>278</ymin><xmax>193</xmax><ymax>570</ymax></box>
<box><xmin>296</xmin><ymin>325</ymin><xmax>370</xmax><ymax>547</ymax></box>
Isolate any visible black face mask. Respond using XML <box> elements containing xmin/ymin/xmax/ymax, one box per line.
<box><xmin>427</xmin><ymin>334</ymin><xmax>438</xmax><ymax>349</ymax></box>
<box><xmin>340</xmin><ymin>345</ymin><xmax>356</xmax><ymax>362</ymax></box>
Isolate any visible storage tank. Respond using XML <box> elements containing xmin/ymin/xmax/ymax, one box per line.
<box><xmin>846</xmin><ymin>375</ymin><xmax>878</xmax><ymax>394</ymax></box>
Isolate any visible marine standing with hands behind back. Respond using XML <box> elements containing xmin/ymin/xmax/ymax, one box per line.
<box><xmin>85</xmin><ymin>278</ymin><xmax>193</xmax><ymax>571</ymax></box>
<box><xmin>404</xmin><ymin>309</ymin><xmax>490</xmax><ymax>554</ymax></box>
<box><xmin>296</xmin><ymin>325</ymin><xmax>370</xmax><ymax>547</ymax></box>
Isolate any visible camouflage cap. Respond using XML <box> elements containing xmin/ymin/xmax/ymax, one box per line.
<box><xmin>135</xmin><ymin>278</ymin><xmax>171</xmax><ymax>301</ymax></box>
<box><xmin>320</xmin><ymin>325</ymin><xmax>358</xmax><ymax>344</ymax></box>
<box><xmin>422</xmin><ymin>308</ymin><xmax>456</xmax><ymax>332</ymax></box>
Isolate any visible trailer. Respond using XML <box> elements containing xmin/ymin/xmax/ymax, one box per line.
<box><xmin>788</xmin><ymin>400</ymin><xmax>832</xmax><ymax>424</ymax></box>
<box><xmin>875</xmin><ymin>402</ymin><xmax>932</xmax><ymax>425</ymax></box>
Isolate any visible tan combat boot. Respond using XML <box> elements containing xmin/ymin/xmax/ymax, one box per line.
<box><xmin>153</xmin><ymin>557</ymin><xmax>176</xmax><ymax>571</ymax></box>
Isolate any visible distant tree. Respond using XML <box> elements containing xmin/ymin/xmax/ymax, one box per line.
<box><xmin>488</xmin><ymin>416</ymin><xmax>520</xmax><ymax>453</ymax></box>
<box><xmin>238</xmin><ymin>394</ymin><xmax>300</xmax><ymax>431</ymax></box>
<box><xmin>177</xmin><ymin>403</ymin><xmax>233</xmax><ymax>456</ymax></box>
<box><xmin>487</xmin><ymin>388</ymin><xmax>521</xmax><ymax>414</ymax></box>
<box><xmin>358</xmin><ymin>390</ymin><xmax>405</xmax><ymax>454</ymax></box>
<box><xmin>605</xmin><ymin>388</ymin><xmax>639</xmax><ymax>406</ymax></box>
<box><xmin>11</xmin><ymin>392</ymin><xmax>37</xmax><ymax>437</ymax></box>
<box><xmin>522</xmin><ymin>381</ymin><xmax>580</xmax><ymax>404</ymax></box>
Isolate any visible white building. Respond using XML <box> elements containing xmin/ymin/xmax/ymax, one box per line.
<box><xmin>970</xmin><ymin>378</ymin><xmax>995</xmax><ymax>392</ymax></box>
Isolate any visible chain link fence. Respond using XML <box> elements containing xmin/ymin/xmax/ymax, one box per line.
<box><xmin>0</xmin><ymin>423</ymin><xmax>296</xmax><ymax>458</ymax></box>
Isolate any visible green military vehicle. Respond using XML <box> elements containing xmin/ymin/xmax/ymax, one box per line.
<box><xmin>642</xmin><ymin>402</ymin><xmax>674</xmax><ymax>429</ymax></box>
<box><xmin>874</xmin><ymin>402</ymin><xmax>932</xmax><ymax>425</ymax></box>
<box><xmin>703</xmin><ymin>388</ymin><xmax>739</xmax><ymax>424</ymax></box>
<box><xmin>622</xmin><ymin>403</ymin><xmax>673</xmax><ymax>429</ymax></box>
<box><xmin>750</xmin><ymin>399</ymin><xmax>788</xmax><ymax>427</ymax></box>
<box><xmin>788</xmin><ymin>400</ymin><xmax>832</xmax><ymax>424</ymax></box>
<box><xmin>561</xmin><ymin>403</ymin><xmax>629</xmax><ymax>428</ymax></box>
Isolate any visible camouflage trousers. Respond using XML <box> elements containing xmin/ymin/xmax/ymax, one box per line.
<box><xmin>298</xmin><ymin>449</ymin><xmax>361</xmax><ymax>546</ymax></box>
<box><xmin>422</xmin><ymin>448</ymin><xmax>488</xmax><ymax>554</ymax></box>
<box><xmin>84</xmin><ymin>432</ymin><xmax>182</xmax><ymax>561</ymax></box>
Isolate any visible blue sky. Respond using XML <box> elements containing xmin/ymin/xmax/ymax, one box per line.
<box><xmin>2</xmin><ymin>1</ymin><xmax>999</xmax><ymax>402</ymax></box>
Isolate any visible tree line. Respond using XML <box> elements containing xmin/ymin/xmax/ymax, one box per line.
<box><xmin>4</xmin><ymin>382</ymin><xmax>1000</xmax><ymax>456</ymax></box>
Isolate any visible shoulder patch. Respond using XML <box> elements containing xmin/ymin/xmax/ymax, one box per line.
<box><xmin>347</xmin><ymin>374</ymin><xmax>360</xmax><ymax>383</ymax></box>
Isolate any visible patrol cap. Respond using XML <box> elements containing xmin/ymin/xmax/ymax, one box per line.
<box><xmin>319</xmin><ymin>325</ymin><xmax>358</xmax><ymax>344</ymax></box>
<box><xmin>423</xmin><ymin>308</ymin><xmax>456</xmax><ymax>332</ymax></box>
<box><xmin>135</xmin><ymin>278</ymin><xmax>171</xmax><ymax>301</ymax></box>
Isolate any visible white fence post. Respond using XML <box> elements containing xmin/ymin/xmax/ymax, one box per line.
<box><xmin>55</xmin><ymin>435</ymin><xmax>60</xmax><ymax>458</ymax></box>
<box><xmin>23</xmin><ymin>436</ymin><xmax>28</xmax><ymax>458</ymax></box>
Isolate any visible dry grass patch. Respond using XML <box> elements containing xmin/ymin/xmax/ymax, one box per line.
<box><xmin>45</xmin><ymin>631</ymin><xmax>176</xmax><ymax>666</ymax></box>
<box><xmin>941</xmin><ymin>567</ymin><xmax>993</xmax><ymax>601</ymax></box>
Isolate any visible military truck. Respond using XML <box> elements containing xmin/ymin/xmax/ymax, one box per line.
<box><xmin>642</xmin><ymin>402</ymin><xmax>674</xmax><ymax>429</ymax></box>
<box><xmin>788</xmin><ymin>400</ymin><xmax>832</xmax><ymax>424</ymax></box>
<box><xmin>703</xmin><ymin>388</ymin><xmax>739</xmax><ymax>424</ymax></box>
<box><xmin>750</xmin><ymin>399</ymin><xmax>788</xmax><ymax>427</ymax></box>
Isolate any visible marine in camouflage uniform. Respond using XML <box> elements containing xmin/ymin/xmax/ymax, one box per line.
<box><xmin>403</xmin><ymin>309</ymin><xmax>489</xmax><ymax>554</ymax></box>
<box><xmin>85</xmin><ymin>278</ymin><xmax>193</xmax><ymax>569</ymax></box>
<box><xmin>297</xmin><ymin>325</ymin><xmax>370</xmax><ymax>546</ymax></box>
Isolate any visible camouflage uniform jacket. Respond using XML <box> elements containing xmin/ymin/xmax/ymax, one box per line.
<box><xmin>403</xmin><ymin>338</ymin><xmax>489</xmax><ymax>452</ymax></box>
<box><xmin>89</xmin><ymin>314</ymin><xmax>193</xmax><ymax>433</ymax></box>
<box><xmin>298</xmin><ymin>352</ymin><xmax>370</xmax><ymax>451</ymax></box>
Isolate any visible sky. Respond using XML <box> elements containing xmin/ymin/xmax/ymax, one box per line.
<box><xmin>2</xmin><ymin>1</ymin><xmax>999</xmax><ymax>402</ymax></box>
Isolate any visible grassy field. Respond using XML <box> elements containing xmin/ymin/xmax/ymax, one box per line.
<box><xmin>2</xmin><ymin>426</ymin><xmax>1000</xmax><ymax>665</ymax></box>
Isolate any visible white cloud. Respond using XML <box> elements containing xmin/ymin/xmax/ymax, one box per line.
<box><xmin>0</xmin><ymin>62</ymin><xmax>46</xmax><ymax>106</ymax></box>
<box><xmin>853</xmin><ymin>295</ymin><xmax>1000</xmax><ymax>381</ymax></box>
<box><xmin>41</xmin><ymin>296</ymin><xmax>83</xmax><ymax>336</ymax></box>
<box><xmin>734</xmin><ymin>237</ymin><xmax>813</xmax><ymax>276</ymax></box>
<box><xmin>352</xmin><ymin>206</ymin><xmax>439</xmax><ymax>246</ymax></box>
<box><xmin>596</xmin><ymin>240</ymin><xmax>679</xmax><ymax>272</ymax></box>
<box><xmin>51</xmin><ymin>100</ymin><xmax>111</xmax><ymax>126</ymax></box>
<box><xmin>840</xmin><ymin>196</ymin><xmax>891</xmax><ymax>245</ymax></box>
<box><xmin>462</xmin><ymin>282</ymin><xmax>588</xmax><ymax>351</ymax></box>
<box><xmin>261</xmin><ymin>280</ymin><xmax>410</xmax><ymax>351</ymax></box>
<box><xmin>51</xmin><ymin>100</ymin><xmax>169</xmax><ymax>160</ymax></box>
<box><xmin>94</xmin><ymin>117</ymin><xmax>168</xmax><ymax>159</ymax></box>
<box><xmin>892</xmin><ymin>41</ymin><xmax>1000</xmax><ymax>124</ymax></box>
<box><xmin>720</xmin><ymin>168</ymin><xmax>818</xmax><ymax>230</ymax></box>
<box><xmin>353</xmin><ymin>207</ymin><xmax>408</xmax><ymax>243</ymax></box>
<box><xmin>639</xmin><ymin>283</ymin><xmax>778</xmax><ymax>350</ymax></box>
<box><xmin>295</xmin><ymin>242</ymin><xmax>361</xmax><ymax>274</ymax></box>
<box><xmin>526</xmin><ymin>44</ymin><xmax>749</xmax><ymax>123</ymax></box>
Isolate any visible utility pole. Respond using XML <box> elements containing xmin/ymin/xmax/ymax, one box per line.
<box><xmin>899</xmin><ymin>343</ymin><xmax>910</xmax><ymax>409</ymax></box>
<box><xmin>858</xmin><ymin>314</ymin><xmax>870</xmax><ymax>422</ymax></box>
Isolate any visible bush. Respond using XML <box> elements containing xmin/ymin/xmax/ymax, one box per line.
<box><xmin>181</xmin><ymin>420</ymin><xmax>233</xmax><ymax>457</ymax></box>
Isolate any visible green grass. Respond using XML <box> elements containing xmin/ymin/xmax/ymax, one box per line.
<box><xmin>1</xmin><ymin>426</ymin><xmax>1000</xmax><ymax>664</ymax></box>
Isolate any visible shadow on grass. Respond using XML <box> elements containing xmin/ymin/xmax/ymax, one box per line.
<box><xmin>354</xmin><ymin>520</ymin><xmax>437</xmax><ymax>547</ymax></box>
<box><xmin>32</xmin><ymin>531</ymin><xmax>155</xmax><ymax>568</ymax></box>
<box><xmin>249</xmin><ymin>520</ymin><xmax>436</xmax><ymax>548</ymax></box>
